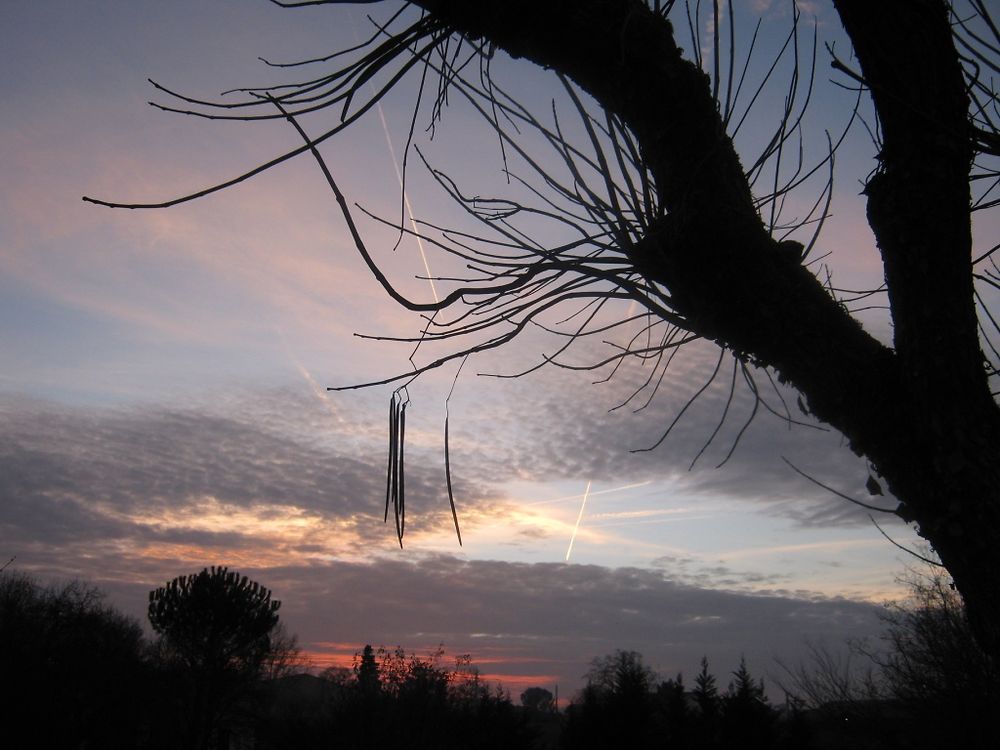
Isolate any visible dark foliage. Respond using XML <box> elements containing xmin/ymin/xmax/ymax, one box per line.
<box><xmin>148</xmin><ymin>566</ymin><xmax>281</xmax><ymax>674</ymax></box>
<box><xmin>0</xmin><ymin>572</ymin><xmax>149</xmax><ymax>749</ymax></box>
<box><xmin>256</xmin><ymin>644</ymin><xmax>537</xmax><ymax>750</ymax></box>
<box><xmin>4</xmin><ymin>567</ymin><xmax>994</xmax><ymax>748</ymax></box>
<box><xmin>148</xmin><ymin>566</ymin><xmax>284</xmax><ymax>750</ymax></box>
<box><xmin>563</xmin><ymin>650</ymin><xmax>665</xmax><ymax>749</ymax></box>
<box><xmin>560</xmin><ymin>650</ymin><xmax>818</xmax><ymax>750</ymax></box>
<box><xmin>867</xmin><ymin>568</ymin><xmax>1000</xmax><ymax>748</ymax></box>
<box><xmin>720</xmin><ymin>656</ymin><xmax>775</xmax><ymax>749</ymax></box>
<box><xmin>521</xmin><ymin>686</ymin><xmax>555</xmax><ymax>713</ymax></box>
<box><xmin>0</xmin><ymin>570</ymin><xmax>530</xmax><ymax>749</ymax></box>
<box><xmin>780</xmin><ymin>563</ymin><xmax>1000</xmax><ymax>748</ymax></box>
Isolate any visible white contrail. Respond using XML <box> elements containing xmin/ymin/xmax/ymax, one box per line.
<box><xmin>374</xmin><ymin>106</ymin><xmax>439</xmax><ymax>304</ymax></box>
<box><xmin>277</xmin><ymin>328</ymin><xmax>343</xmax><ymax>420</ymax></box>
<box><xmin>526</xmin><ymin>480</ymin><xmax>651</xmax><ymax>507</ymax></box>
<box><xmin>565</xmin><ymin>480</ymin><xmax>593</xmax><ymax>561</ymax></box>
<box><xmin>348</xmin><ymin>13</ymin><xmax>438</xmax><ymax>305</ymax></box>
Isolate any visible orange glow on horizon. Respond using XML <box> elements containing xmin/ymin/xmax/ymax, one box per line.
<box><xmin>297</xmin><ymin>645</ymin><xmax>564</xmax><ymax>697</ymax></box>
<box><xmin>299</xmin><ymin>642</ymin><xmax>564</xmax><ymax>685</ymax></box>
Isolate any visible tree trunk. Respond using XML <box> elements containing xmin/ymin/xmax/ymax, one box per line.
<box><xmin>833</xmin><ymin>0</ymin><xmax>1000</xmax><ymax>667</ymax></box>
<box><xmin>409</xmin><ymin>0</ymin><xmax>1000</xmax><ymax>664</ymax></box>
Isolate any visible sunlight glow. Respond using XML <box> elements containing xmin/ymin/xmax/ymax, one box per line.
<box><xmin>111</xmin><ymin>497</ymin><xmax>390</xmax><ymax>567</ymax></box>
<box><xmin>137</xmin><ymin>498</ymin><xmax>325</xmax><ymax>537</ymax></box>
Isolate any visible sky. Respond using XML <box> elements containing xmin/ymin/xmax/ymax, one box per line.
<box><xmin>2</xmin><ymin>0</ymin><xmax>983</xmax><ymax>702</ymax></box>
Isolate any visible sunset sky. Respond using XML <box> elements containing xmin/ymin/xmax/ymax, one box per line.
<box><xmin>3</xmin><ymin>0</ymin><xmax>986</xmax><ymax>700</ymax></box>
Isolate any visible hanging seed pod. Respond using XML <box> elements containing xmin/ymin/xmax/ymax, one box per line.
<box><xmin>396</xmin><ymin>401</ymin><xmax>407</xmax><ymax>546</ymax></box>
<box><xmin>444</xmin><ymin>415</ymin><xmax>462</xmax><ymax>546</ymax></box>
<box><xmin>385</xmin><ymin>394</ymin><xmax>397</xmax><ymax>523</ymax></box>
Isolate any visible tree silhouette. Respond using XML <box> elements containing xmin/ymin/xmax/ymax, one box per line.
<box><xmin>585</xmin><ymin>649</ymin><xmax>656</xmax><ymax>699</ymax></box>
<box><xmin>0</xmin><ymin>572</ymin><xmax>149</xmax><ymax>749</ymax></box>
<box><xmin>85</xmin><ymin>0</ymin><xmax>1000</xmax><ymax>664</ymax></box>
<box><xmin>781</xmin><ymin>562</ymin><xmax>1000</xmax><ymax>748</ymax></box>
<box><xmin>322</xmin><ymin>645</ymin><xmax>532</xmax><ymax>750</ymax></box>
<box><xmin>354</xmin><ymin>643</ymin><xmax>381</xmax><ymax>696</ymax></box>
<box><xmin>149</xmin><ymin>566</ymin><xmax>281</xmax><ymax>675</ymax></box>
<box><xmin>148</xmin><ymin>566</ymin><xmax>282</xmax><ymax>750</ymax></box>
<box><xmin>656</xmin><ymin>674</ymin><xmax>693</xmax><ymax>749</ymax></box>
<box><xmin>693</xmin><ymin>656</ymin><xmax>722</xmax><ymax>748</ymax></box>
<box><xmin>721</xmin><ymin>656</ymin><xmax>773</xmax><ymax>749</ymax></box>
<box><xmin>520</xmin><ymin>686</ymin><xmax>555</xmax><ymax>713</ymax></box>
<box><xmin>693</xmin><ymin>656</ymin><xmax>720</xmax><ymax>719</ymax></box>
<box><xmin>869</xmin><ymin>564</ymin><xmax>1000</xmax><ymax>747</ymax></box>
<box><xmin>564</xmin><ymin>649</ymin><xmax>658</xmax><ymax>747</ymax></box>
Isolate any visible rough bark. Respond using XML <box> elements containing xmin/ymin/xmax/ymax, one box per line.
<box><xmin>832</xmin><ymin>0</ymin><xmax>1000</xmax><ymax>667</ymax></box>
<box><xmin>401</xmin><ymin>0</ymin><xmax>1000</xmax><ymax>663</ymax></box>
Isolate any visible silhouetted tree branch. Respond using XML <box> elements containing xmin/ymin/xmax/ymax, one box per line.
<box><xmin>84</xmin><ymin>0</ymin><xmax>1000</xmax><ymax>667</ymax></box>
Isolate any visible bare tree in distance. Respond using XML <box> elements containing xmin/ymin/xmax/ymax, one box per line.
<box><xmin>864</xmin><ymin>562</ymin><xmax>999</xmax><ymax>743</ymax></box>
<box><xmin>778</xmin><ymin>559</ymin><xmax>999</xmax><ymax>745</ymax></box>
<box><xmin>84</xmin><ymin>0</ymin><xmax>1000</xmax><ymax>665</ymax></box>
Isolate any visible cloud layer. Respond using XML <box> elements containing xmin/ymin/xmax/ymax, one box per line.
<box><xmin>94</xmin><ymin>554</ymin><xmax>886</xmax><ymax>702</ymax></box>
<box><xmin>1</xmin><ymin>383</ymin><xmax>900</xmax><ymax>699</ymax></box>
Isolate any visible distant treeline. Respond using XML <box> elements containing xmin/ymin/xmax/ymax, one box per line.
<box><xmin>1</xmin><ymin>564</ymin><xmax>995</xmax><ymax>749</ymax></box>
<box><xmin>0</xmin><ymin>569</ymin><xmax>532</xmax><ymax>750</ymax></box>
